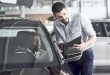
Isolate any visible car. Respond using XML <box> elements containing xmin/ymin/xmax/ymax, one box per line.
<box><xmin>0</xmin><ymin>18</ymin><xmax>65</xmax><ymax>75</ymax></box>
<box><xmin>91</xmin><ymin>19</ymin><xmax>110</xmax><ymax>67</ymax></box>
<box><xmin>0</xmin><ymin>17</ymin><xmax>82</xmax><ymax>75</ymax></box>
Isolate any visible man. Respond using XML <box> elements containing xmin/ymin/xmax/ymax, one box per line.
<box><xmin>51</xmin><ymin>2</ymin><xmax>96</xmax><ymax>75</ymax></box>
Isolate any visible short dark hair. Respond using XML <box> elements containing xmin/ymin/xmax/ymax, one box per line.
<box><xmin>52</xmin><ymin>2</ymin><xmax>65</xmax><ymax>13</ymax></box>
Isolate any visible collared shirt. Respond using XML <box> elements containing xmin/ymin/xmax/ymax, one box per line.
<box><xmin>54</xmin><ymin>13</ymin><xmax>96</xmax><ymax>50</ymax></box>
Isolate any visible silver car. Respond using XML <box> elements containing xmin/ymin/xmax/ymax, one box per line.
<box><xmin>91</xmin><ymin>19</ymin><xmax>110</xmax><ymax>67</ymax></box>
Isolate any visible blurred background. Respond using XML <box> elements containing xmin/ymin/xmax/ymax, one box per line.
<box><xmin>0</xmin><ymin>0</ymin><xmax>110</xmax><ymax>24</ymax></box>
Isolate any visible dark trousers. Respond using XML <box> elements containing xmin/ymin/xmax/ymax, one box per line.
<box><xmin>68</xmin><ymin>48</ymin><xmax>94</xmax><ymax>75</ymax></box>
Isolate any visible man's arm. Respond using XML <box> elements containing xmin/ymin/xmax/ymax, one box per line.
<box><xmin>73</xmin><ymin>35</ymin><xmax>96</xmax><ymax>51</ymax></box>
<box><xmin>74</xmin><ymin>13</ymin><xmax>97</xmax><ymax>51</ymax></box>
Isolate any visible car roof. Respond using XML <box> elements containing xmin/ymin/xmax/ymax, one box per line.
<box><xmin>0</xmin><ymin>18</ymin><xmax>42</xmax><ymax>28</ymax></box>
<box><xmin>91</xmin><ymin>19</ymin><xmax>110</xmax><ymax>22</ymax></box>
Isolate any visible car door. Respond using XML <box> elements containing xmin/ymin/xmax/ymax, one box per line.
<box><xmin>103</xmin><ymin>22</ymin><xmax>110</xmax><ymax>65</ymax></box>
<box><xmin>92</xmin><ymin>21</ymin><xmax>108</xmax><ymax>66</ymax></box>
<box><xmin>0</xmin><ymin>19</ymin><xmax>63</xmax><ymax>75</ymax></box>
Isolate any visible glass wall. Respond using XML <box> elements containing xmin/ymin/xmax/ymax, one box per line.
<box><xmin>0</xmin><ymin>0</ymin><xmax>110</xmax><ymax>19</ymax></box>
<box><xmin>81</xmin><ymin>0</ymin><xmax>106</xmax><ymax>19</ymax></box>
<box><xmin>32</xmin><ymin>0</ymin><xmax>64</xmax><ymax>9</ymax></box>
<box><xmin>34</xmin><ymin>0</ymin><xmax>107</xmax><ymax>19</ymax></box>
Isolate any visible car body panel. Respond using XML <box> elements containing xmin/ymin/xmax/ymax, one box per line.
<box><xmin>93</xmin><ymin>37</ymin><xmax>108</xmax><ymax>66</ymax></box>
<box><xmin>91</xmin><ymin>20</ymin><xmax>110</xmax><ymax>66</ymax></box>
<box><xmin>10</xmin><ymin>68</ymin><xmax>50</xmax><ymax>75</ymax></box>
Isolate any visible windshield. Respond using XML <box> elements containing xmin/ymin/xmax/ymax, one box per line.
<box><xmin>0</xmin><ymin>26</ymin><xmax>53</xmax><ymax>69</ymax></box>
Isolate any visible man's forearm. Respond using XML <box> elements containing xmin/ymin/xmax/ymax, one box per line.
<box><xmin>82</xmin><ymin>35</ymin><xmax>96</xmax><ymax>51</ymax></box>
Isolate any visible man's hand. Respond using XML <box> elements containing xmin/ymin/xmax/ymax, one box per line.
<box><xmin>73</xmin><ymin>36</ymin><xmax>96</xmax><ymax>51</ymax></box>
<box><xmin>72</xmin><ymin>41</ymin><xmax>85</xmax><ymax>51</ymax></box>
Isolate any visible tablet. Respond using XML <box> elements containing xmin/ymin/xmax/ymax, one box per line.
<box><xmin>64</xmin><ymin>36</ymin><xmax>81</xmax><ymax>48</ymax></box>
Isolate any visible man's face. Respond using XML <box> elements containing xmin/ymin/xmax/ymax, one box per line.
<box><xmin>54</xmin><ymin>8</ymin><xmax>69</xmax><ymax>25</ymax></box>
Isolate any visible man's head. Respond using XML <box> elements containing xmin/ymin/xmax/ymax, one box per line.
<box><xmin>52</xmin><ymin>2</ymin><xmax>69</xmax><ymax>25</ymax></box>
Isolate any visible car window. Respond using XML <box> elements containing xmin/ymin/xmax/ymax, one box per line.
<box><xmin>0</xmin><ymin>27</ymin><xmax>54</xmax><ymax>69</ymax></box>
<box><xmin>92</xmin><ymin>22</ymin><xmax>107</xmax><ymax>37</ymax></box>
<box><xmin>0</xmin><ymin>19</ymin><xmax>62</xmax><ymax>71</ymax></box>
<box><xmin>0</xmin><ymin>37</ymin><xmax>6</xmax><ymax>70</ymax></box>
<box><xmin>104</xmin><ymin>23</ymin><xmax>110</xmax><ymax>37</ymax></box>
